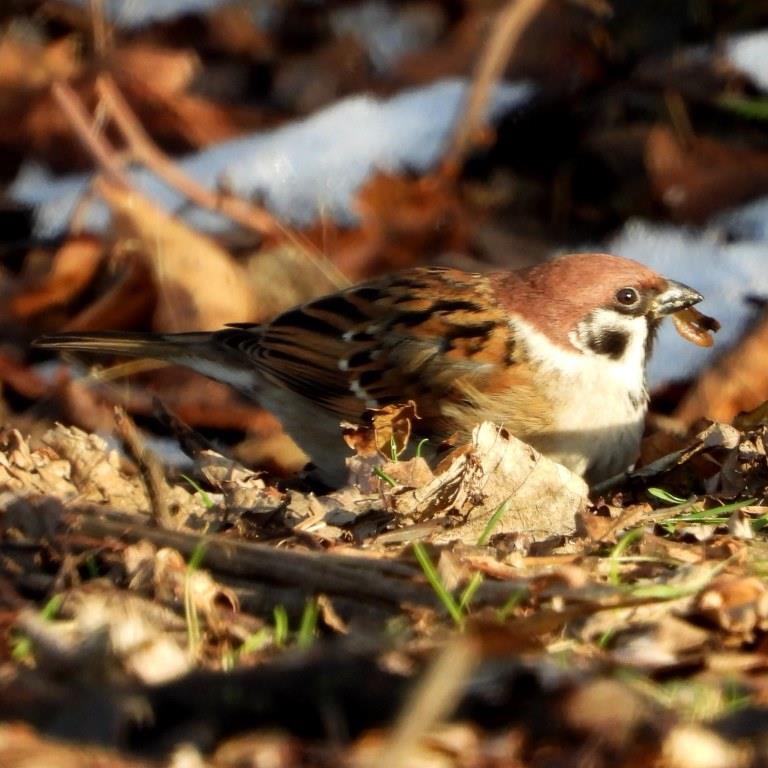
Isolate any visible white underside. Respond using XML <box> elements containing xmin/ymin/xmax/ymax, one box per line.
<box><xmin>519</xmin><ymin>312</ymin><xmax>649</xmax><ymax>481</ymax></box>
<box><xmin>181</xmin><ymin>355</ymin><xmax>349</xmax><ymax>485</ymax></box>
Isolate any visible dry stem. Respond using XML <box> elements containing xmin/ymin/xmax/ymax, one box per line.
<box><xmin>443</xmin><ymin>0</ymin><xmax>549</xmax><ymax>175</ymax></box>
<box><xmin>52</xmin><ymin>81</ymin><xmax>129</xmax><ymax>188</ymax></box>
<box><xmin>56</xmin><ymin>76</ymin><xmax>347</xmax><ymax>288</ymax></box>
<box><xmin>114</xmin><ymin>406</ymin><xmax>174</xmax><ymax>527</ymax></box>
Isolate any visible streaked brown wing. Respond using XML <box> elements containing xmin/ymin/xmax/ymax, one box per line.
<box><xmin>214</xmin><ymin>267</ymin><xmax>522</xmax><ymax>427</ymax></box>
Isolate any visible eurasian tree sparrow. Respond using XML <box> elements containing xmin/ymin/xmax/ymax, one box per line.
<box><xmin>35</xmin><ymin>253</ymin><xmax>707</xmax><ymax>486</ymax></box>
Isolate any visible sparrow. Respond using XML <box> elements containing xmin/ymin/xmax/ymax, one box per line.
<box><xmin>35</xmin><ymin>253</ymin><xmax>705</xmax><ymax>487</ymax></box>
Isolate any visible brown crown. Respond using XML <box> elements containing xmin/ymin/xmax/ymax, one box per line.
<box><xmin>492</xmin><ymin>253</ymin><xmax>667</xmax><ymax>348</ymax></box>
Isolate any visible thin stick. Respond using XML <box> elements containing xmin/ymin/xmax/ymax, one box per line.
<box><xmin>95</xmin><ymin>76</ymin><xmax>282</xmax><ymax>237</ymax></box>
<box><xmin>71</xmin><ymin>507</ymin><xmax>439</xmax><ymax>606</ymax></box>
<box><xmin>52</xmin><ymin>81</ymin><xmax>129</xmax><ymax>188</ymax></box>
<box><xmin>370</xmin><ymin>637</ymin><xmax>479</xmax><ymax>768</ymax></box>
<box><xmin>96</xmin><ymin>76</ymin><xmax>349</xmax><ymax>288</ymax></box>
<box><xmin>443</xmin><ymin>0</ymin><xmax>548</xmax><ymax>176</ymax></box>
<box><xmin>114</xmin><ymin>406</ymin><xmax>174</xmax><ymax>528</ymax></box>
<box><xmin>88</xmin><ymin>0</ymin><xmax>110</xmax><ymax>57</ymax></box>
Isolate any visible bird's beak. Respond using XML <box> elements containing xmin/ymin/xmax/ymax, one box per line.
<box><xmin>651</xmin><ymin>279</ymin><xmax>703</xmax><ymax>317</ymax></box>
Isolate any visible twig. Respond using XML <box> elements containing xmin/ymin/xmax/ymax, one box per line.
<box><xmin>113</xmin><ymin>406</ymin><xmax>174</xmax><ymax>528</ymax></box>
<box><xmin>370</xmin><ymin>637</ymin><xmax>480</xmax><ymax>768</ymax></box>
<box><xmin>55</xmin><ymin>77</ymin><xmax>347</xmax><ymax>289</ymax></box>
<box><xmin>70</xmin><ymin>506</ymin><xmax>437</xmax><ymax>606</ymax></box>
<box><xmin>95</xmin><ymin>76</ymin><xmax>349</xmax><ymax>288</ymax></box>
<box><xmin>88</xmin><ymin>0</ymin><xmax>110</xmax><ymax>57</ymax></box>
<box><xmin>442</xmin><ymin>0</ymin><xmax>549</xmax><ymax>176</ymax></box>
<box><xmin>51</xmin><ymin>81</ymin><xmax>129</xmax><ymax>188</ymax></box>
<box><xmin>95</xmin><ymin>75</ymin><xmax>283</xmax><ymax>238</ymax></box>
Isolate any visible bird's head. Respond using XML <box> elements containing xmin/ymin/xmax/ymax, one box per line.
<box><xmin>498</xmin><ymin>253</ymin><xmax>703</xmax><ymax>365</ymax></box>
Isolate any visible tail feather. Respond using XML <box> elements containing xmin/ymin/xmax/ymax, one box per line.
<box><xmin>32</xmin><ymin>331</ymin><xmax>215</xmax><ymax>361</ymax></box>
<box><xmin>33</xmin><ymin>330</ymin><xmax>260</xmax><ymax>393</ymax></box>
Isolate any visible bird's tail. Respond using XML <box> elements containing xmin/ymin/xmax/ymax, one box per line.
<box><xmin>32</xmin><ymin>331</ymin><xmax>214</xmax><ymax>361</ymax></box>
<box><xmin>33</xmin><ymin>330</ymin><xmax>262</xmax><ymax>393</ymax></box>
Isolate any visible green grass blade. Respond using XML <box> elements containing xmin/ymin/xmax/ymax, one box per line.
<box><xmin>608</xmin><ymin>528</ymin><xmax>645</xmax><ymax>585</ymax></box>
<box><xmin>181</xmin><ymin>473</ymin><xmax>215</xmax><ymax>509</ymax></box>
<box><xmin>476</xmin><ymin>499</ymin><xmax>510</xmax><ymax>546</ymax></box>
<box><xmin>648</xmin><ymin>487</ymin><xmax>688</xmax><ymax>505</ymax></box>
<box><xmin>273</xmin><ymin>605</ymin><xmax>289</xmax><ymax>647</ymax></box>
<box><xmin>458</xmin><ymin>572</ymin><xmax>484</xmax><ymax>613</ymax></box>
<box><xmin>413</xmin><ymin>542</ymin><xmax>463</xmax><ymax>626</ymax></box>
<box><xmin>297</xmin><ymin>598</ymin><xmax>319</xmax><ymax>648</ymax></box>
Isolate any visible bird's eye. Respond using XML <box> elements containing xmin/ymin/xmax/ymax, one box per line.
<box><xmin>615</xmin><ymin>287</ymin><xmax>640</xmax><ymax>306</ymax></box>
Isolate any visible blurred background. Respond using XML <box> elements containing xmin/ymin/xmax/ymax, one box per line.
<box><xmin>2</xmin><ymin>0</ymin><xmax>768</xmax><ymax>476</ymax></box>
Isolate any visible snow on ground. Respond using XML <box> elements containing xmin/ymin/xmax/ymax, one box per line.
<box><xmin>62</xmin><ymin>0</ymin><xmax>231</xmax><ymax>29</ymax></box>
<box><xmin>10</xmin><ymin>78</ymin><xmax>534</xmax><ymax>238</ymax></box>
<box><xmin>329</xmin><ymin>1</ymin><xmax>445</xmax><ymax>74</ymax></box>
<box><xmin>725</xmin><ymin>29</ymin><xmax>768</xmax><ymax>92</ymax></box>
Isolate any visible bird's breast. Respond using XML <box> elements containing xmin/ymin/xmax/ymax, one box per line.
<box><xmin>512</xmin><ymin>318</ymin><xmax>649</xmax><ymax>482</ymax></box>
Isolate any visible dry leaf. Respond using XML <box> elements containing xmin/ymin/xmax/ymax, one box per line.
<box><xmin>646</xmin><ymin>124</ymin><xmax>768</xmax><ymax>222</ymax></box>
<box><xmin>112</xmin><ymin>43</ymin><xmax>200</xmax><ymax>98</ymax></box>
<box><xmin>98</xmin><ymin>179</ymin><xmax>256</xmax><ymax>331</ymax></box>
<box><xmin>0</xmin><ymin>35</ymin><xmax>80</xmax><ymax>90</ymax></box>
<box><xmin>318</xmin><ymin>171</ymin><xmax>468</xmax><ymax>280</ymax></box>
<box><xmin>196</xmin><ymin>448</ymin><xmax>287</xmax><ymax>515</ymax></box>
<box><xmin>154</xmin><ymin>548</ymin><xmax>239</xmax><ymax>635</ymax></box>
<box><xmin>63</xmin><ymin>250</ymin><xmax>155</xmax><ymax>331</ymax></box>
<box><xmin>0</xmin><ymin>725</ymin><xmax>154</xmax><ymax>768</ymax></box>
<box><xmin>661</xmin><ymin>725</ymin><xmax>750</xmax><ymax>768</ymax></box>
<box><xmin>10</xmin><ymin>237</ymin><xmax>103</xmax><ymax>319</ymax></box>
<box><xmin>343</xmin><ymin>401</ymin><xmax>420</xmax><ymax>459</ymax></box>
<box><xmin>42</xmin><ymin>423</ymin><xmax>150</xmax><ymax>511</ymax></box>
<box><xmin>393</xmin><ymin>422</ymin><xmax>588</xmax><ymax>543</ymax></box>
<box><xmin>697</xmin><ymin>575</ymin><xmax>768</xmax><ymax>639</ymax></box>
<box><xmin>561</xmin><ymin>679</ymin><xmax>651</xmax><ymax>749</ymax></box>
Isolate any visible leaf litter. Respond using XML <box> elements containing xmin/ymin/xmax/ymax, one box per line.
<box><xmin>3</xmin><ymin>405</ymin><xmax>768</xmax><ymax>764</ymax></box>
<box><xmin>4</xmin><ymin>1</ymin><xmax>768</xmax><ymax>766</ymax></box>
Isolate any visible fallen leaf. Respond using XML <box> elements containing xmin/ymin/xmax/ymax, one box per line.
<box><xmin>154</xmin><ymin>548</ymin><xmax>239</xmax><ymax>635</ymax></box>
<box><xmin>317</xmin><ymin>171</ymin><xmax>469</xmax><ymax>280</ymax></box>
<box><xmin>112</xmin><ymin>43</ymin><xmax>199</xmax><ymax>98</ymax></box>
<box><xmin>393</xmin><ymin>422</ymin><xmax>588</xmax><ymax>543</ymax></box>
<box><xmin>662</xmin><ymin>724</ymin><xmax>750</xmax><ymax>768</ymax></box>
<box><xmin>561</xmin><ymin>679</ymin><xmax>652</xmax><ymax>749</ymax></box>
<box><xmin>646</xmin><ymin>124</ymin><xmax>768</xmax><ymax>222</ymax></box>
<box><xmin>696</xmin><ymin>575</ymin><xmax>768</xmax><ymax>640</ymax></box>
<box><xmin>10</xmin><ymin>237</ymin><xmax>103</xmax><ymax>319</ymax></box>
<box><xmin>343</xmin><ymin>401</ymin><xmax>420</xmax><ymax>460</ymax></box>
<box><xmin>62</xmin><ymin>250</ymin><xmax>155</xmax><ymax>331</ymax></box>
<box><xmin>98</xmin><ymin>179</ymin><xmax>256</xmax><ymax>331</ymax></box>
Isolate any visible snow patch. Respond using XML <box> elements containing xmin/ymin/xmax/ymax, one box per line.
<box><xmin>10</xmin><ymin>78</ymin><xmax>534</xmax><ymax>238</ymax></box>
<box><xmin>725</xmin><ymin>29</ymin><xmax>768</xmax><ymax>92</ymax></box>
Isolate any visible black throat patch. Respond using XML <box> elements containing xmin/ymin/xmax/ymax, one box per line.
<box><xmin>583</xmin><ymin>327</ymin><xmax>629</xmax><ymax>360</ymax></box>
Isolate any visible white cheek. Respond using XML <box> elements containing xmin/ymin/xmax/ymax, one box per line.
<box><xmin>570</xmin><ymin>309</ymin><xmax>648</xmax><ymax>366</ymax></box>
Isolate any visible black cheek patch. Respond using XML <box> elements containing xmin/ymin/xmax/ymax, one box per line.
<box><xmin>588</xmin><ymin>329</ymin><xmax>629</xmax><ymax>360</ymax></box>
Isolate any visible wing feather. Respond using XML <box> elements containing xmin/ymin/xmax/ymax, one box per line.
<box><xmin>213</xmin><ymin>267</ymin><xmax>534</xmax><ymax>432</ymax></box>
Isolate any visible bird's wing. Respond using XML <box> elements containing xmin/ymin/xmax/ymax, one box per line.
<box><xmin>213</xmin><ymin>267</ymin><xmax>539</xmax><ymax>431</ymax></box>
